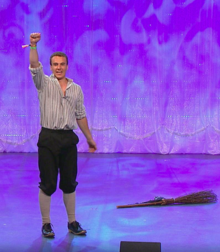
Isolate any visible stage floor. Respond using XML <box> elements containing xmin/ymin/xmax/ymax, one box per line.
<box><xmin>0</xmin><ymin>153</ymin><xmax>219</xmax><ymax>252</ymax></box>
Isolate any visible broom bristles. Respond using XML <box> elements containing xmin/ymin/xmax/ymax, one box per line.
<box><xmin>176</xmin><ymin>190</ymin><xmax>217</xmax><ymax>203</ymax></box>
<box><xmin>161</xmin><ymin>190</ymin><xmax>217</xmax><ymax>205</ymax></box>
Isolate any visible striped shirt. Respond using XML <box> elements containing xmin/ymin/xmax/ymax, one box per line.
<box><xmin>29</xmin><ymin>62</ymin><xmax>86</xmax><ymax>130</ymax></box>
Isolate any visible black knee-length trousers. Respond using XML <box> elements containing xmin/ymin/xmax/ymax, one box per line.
<box><xmin>37</xmin><ymin>127</ymin><xmax>79</xmax><ymax>196</ymax></box>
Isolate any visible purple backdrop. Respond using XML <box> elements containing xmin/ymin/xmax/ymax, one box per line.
<box><xmin>1</xmin><ymin>0</ymin><xmax>220</xmax><ymax>153</ymax></box>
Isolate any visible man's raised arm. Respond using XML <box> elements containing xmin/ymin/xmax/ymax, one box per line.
<box><xmin>29</xmin><ymin>33</ymin><xmax>41</xmax><ymax>68</ymax></box>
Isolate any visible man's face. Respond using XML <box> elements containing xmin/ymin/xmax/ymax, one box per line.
<box><xmin>50</xmin><ymin>56</ymin><xmax>68</xmax><ymax>80</ymax></box>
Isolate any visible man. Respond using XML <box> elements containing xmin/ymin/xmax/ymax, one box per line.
<box><xmin>29</xmin><ymin>32</ymin><xmax>97</xmax><ymax>238</ymax></box>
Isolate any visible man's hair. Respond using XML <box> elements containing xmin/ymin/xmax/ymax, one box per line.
<box><xmin>50</xmin><ymin>52</ymin><xmax>68</xmax><ymax>65</ymax></box>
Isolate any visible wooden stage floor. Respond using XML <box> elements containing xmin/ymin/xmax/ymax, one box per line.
<box><xmin>0</xmin><ymin>153</ymin><xmax>219</xmax><ymax>252</ymax></box>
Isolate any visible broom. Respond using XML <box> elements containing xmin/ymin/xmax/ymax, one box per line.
<box><xmin>117</xmin><ymin>190</ymin><xmax>217</xmax><ymax>208</ymax></box>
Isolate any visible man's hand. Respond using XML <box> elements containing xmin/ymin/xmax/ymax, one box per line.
<box><xmin>30</xmin><ymin>32</ymin><xmax>41</xmax><ymax>46</ymax></box>
<box><xmin>87</xmin><ymin>139</ymin><xmax>97</xmax><ymax>153</ymax></box>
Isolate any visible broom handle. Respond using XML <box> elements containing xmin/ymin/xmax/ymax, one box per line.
<box><xmin>117</xmin><ymin>198</ymin><xmax>177</xmax><ymax>208</ymax></box>
<box><xmin>117</xmin><ymin>201</ymin><xmax>164</xmax><ymax>208</ymax></box>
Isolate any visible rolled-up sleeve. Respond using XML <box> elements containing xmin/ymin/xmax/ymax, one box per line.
<box><xmin>29</xmin><ymin>62</ymin><xmax>46</xmax><ymax>90</ymax></box>
<box><xmin>75</xmin><ymin>87</ymin><xmax>86</xmax><ymax>119</ymax></box>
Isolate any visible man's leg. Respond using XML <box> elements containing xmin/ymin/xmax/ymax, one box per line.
<box><xmin>63</xmin><ymin>191</ymin><xmax>76</xmax><ymax>223</ymax></box>
<box><xmin>59</xmin><ymin>143</ymin><xmax>78</xmax><ymax>225</ymax></box>
<box><xmin>39</xmin><ymin>189</ymin><xmax>51</xmax><ymax>225</ymax></box>
<box><xmin>37</xmin><ymin>129</ymin><xmax>60</xmax><ymax>237</ymax></box>
<box><xmin>59</xmin><ymin>132</ymin><xmax>86</xmax><ymax>235</ymax></box>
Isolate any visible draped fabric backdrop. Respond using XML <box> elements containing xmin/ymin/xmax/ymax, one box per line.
<box><xmin>1</xmin><ymin>0</ymin><xmax>220</xmax><ymax>154</ymax></box>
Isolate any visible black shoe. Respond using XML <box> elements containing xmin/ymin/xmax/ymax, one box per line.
<box><xmin>68</xmin><ymin>221</ymin><xmax>86</xmax><ymax>235</ymax></box>
<box><xmin>42</xmin><ymin>223</ymin><xmax>55</xmax><ymax>238</ymax></box>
